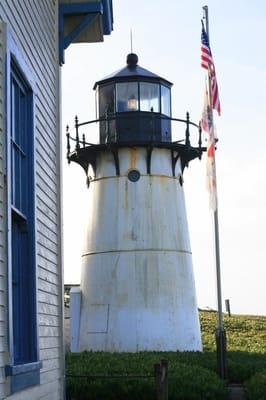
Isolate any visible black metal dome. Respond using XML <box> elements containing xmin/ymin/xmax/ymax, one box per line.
<box><xmin>93</xmin><ymin>53</ymin><xmax>172</xmax><ymax>89</ymax></box>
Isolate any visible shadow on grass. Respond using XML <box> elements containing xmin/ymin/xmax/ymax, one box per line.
<box><xmin>149</xmin><ymin>350</ymin><xmax>266</xmax><ymax>383</ymax></box>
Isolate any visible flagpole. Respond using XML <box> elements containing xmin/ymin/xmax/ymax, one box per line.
<box><xmin>202</xmin><ymin>5</ymin><xmax>227</xmax><ymax>379</ymax></box>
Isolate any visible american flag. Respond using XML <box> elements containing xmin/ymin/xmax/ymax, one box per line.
<box><xmin>201</xmin><ymin>26</ymin><xmax>221</xmax><ymax>115</ymax></box>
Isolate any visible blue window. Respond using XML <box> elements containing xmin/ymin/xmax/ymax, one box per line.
<box><xmin>10</xmin><ymin>60</ymin><xmax>36</xmax><ymax>364</ymax></box>
<box><xmin>5</xmin><ymin>55</ymin><xmax>42</xmax><ymax>393</ymax></box>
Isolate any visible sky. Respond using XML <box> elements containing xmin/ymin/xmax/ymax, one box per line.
<box><xmin>62</xmin><ymin>0</ymin><xmax>266</xmax><ymax>316</ymax></box>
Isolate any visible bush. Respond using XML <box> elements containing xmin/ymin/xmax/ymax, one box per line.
<box><xmin>227</xmin><ymin>352</ymin><xmax>266</xmax><ymax>383</ymax></box>
<box><xmin>66</xmin><ymin>311</ymin><xmax>266</xmax><ymax>397</ymax></box>
<box><xmin>66</xmin><ymin>353</ymin><xmax>228</xmax><ymax>400</ymax></box>
<box><xmin>245</xmin><ymin>370</ymin><xmax>266</xmax><ymax>400</ymax></box>
<box><xmin>168</xmin><ymin>363</ymin><xmax>228</xmax><ymax>400</ymax></box>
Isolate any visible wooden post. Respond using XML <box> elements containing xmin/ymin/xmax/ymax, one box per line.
<box><xmin>225</xmin><ymin>299</ymin><xmax>231</xmax><ymax>317</ymax></box>
<box><xmin>154</xmin><ymin>360</ymin><xmax>168</xmax><ymax>400</ymax></box>
<box><xmin>161</xmin><ymin>360</ymin><xmax>168</xmax><ymax>400</ymax></box>
<box><xmin>154</xmin><ymin>363</ymin><xmax>162</xmax><ymax>400</ymax></box>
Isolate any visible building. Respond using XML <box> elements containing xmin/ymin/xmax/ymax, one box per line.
<box><xmin>0</xmin><ymin>1</ymin><xmax>113</xmax><ymax>398</ymax></box>
<box><xmin>69</xmin><ymin>53</ymin><xmax>202</xmax><ymax>352</ymax></box>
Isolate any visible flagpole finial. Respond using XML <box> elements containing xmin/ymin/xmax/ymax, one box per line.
<box><xmin>130</xmin><ymin>28</ymin><xmax>133</xmax><ymax>53</ymax></box>
<box><xmin>202</xmin><ymin>5</ymin><xmax>210</xmax><ymax>43</ymax></box>
<box><xmin>202</xmin><ymin>5</ymin><xmax>208</xmax><ymax>20</ymax></box>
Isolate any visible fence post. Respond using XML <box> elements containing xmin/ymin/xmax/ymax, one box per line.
<box><xmin>161</xmin><ymin>360</ymin><xmax>168</xmax><ymax>400</ymax></box>
<box><xmin>154</xmin><ymin>360</ymin><xmax>168</xmax><ymax>400</ymax></box>
<box><xmin>154</xmin><ymin>363</ymin><xmax>162</xmax><ymax>400</ymax></box>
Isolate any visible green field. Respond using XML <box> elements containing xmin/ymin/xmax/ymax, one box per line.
<box><xmin>66</xmin><ymin>311</ymin><xmax>266</xmax><ymax>399</ymax></box>
<box><xmin>201</xmin><ymin>310</ymin><xmax>266</xmax><ymax>353</ymax></box>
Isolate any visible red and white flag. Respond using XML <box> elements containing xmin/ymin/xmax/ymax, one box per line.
<box><xmin>201</xmin><ymin>84</ymin><xmax>217</xmax><ymax>211</ymax></box>
<box><xmin>201</xmin><ymin>83</ymin><xmax>211</xmax><ymax>133</ymax></box>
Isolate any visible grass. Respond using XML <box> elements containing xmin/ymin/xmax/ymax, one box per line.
<box><xmin>66</xmin><ymin>310</ymin><xmax>266</xmax><ymax>399</ymax></box>
<box><xmin>245</xmin><ymin>369</ymin><xmax>266</xmax><ymax>400</ymax></box>
<box><xmin>200</xmin><ymin>310</ymin><xmax>266</xmax><ymax>353</ymax></box>
<box><xmin>200</xmin><ymin>310</ymin><xmax>266</xmax><ymax>382</ymax></box>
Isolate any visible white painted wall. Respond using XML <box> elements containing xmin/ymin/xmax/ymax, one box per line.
<box><xmin>76</xmin><ymin>147</ymin><xmax>202</xmax><ymax>352</ymax></box>
<box><xmin>0</xmin><ymin>1</ymin><xmax>64</xmax><ymax>399</ymax></box>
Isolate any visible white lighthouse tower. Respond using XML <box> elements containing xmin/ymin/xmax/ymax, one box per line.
<box><xmin>68</xmin><ymin>54</ymin><xmax>203</xmax><ymax>352</ymax></box>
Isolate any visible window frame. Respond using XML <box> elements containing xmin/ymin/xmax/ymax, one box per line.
<box><xmin>5</xmin><ymin>31</ymin><xmax>42</xmax><ymax>393</ymax></box>
<box><xmin>113</xmin><ymin>81</ymin><xmax>172</xmax><ymax>116</ymax></box>
<box><xmin>115</xmin><ymin>81</ymin><xmax>139</xmax><ymax>112</ymax></box>
<box><xmin>139</xmin><ymin>82</ymin><xmax>160</xmax><ymax>113</ymax></box>
<box><xmin>161</xmin><ymin>84</ymin><xmax>171</xmax><ymax>117</ymax></box>
<box><xmin>10</xmin><ymin>60</ymin><xmax>37</xmax><ymax>365</ymax></box>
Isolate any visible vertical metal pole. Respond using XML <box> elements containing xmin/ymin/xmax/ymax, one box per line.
<box><xmin>202</xmin><ymin>5</ymin><xmax>226</xmax><ymax>379</ymax></box>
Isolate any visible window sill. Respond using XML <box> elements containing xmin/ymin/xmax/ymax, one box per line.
<box><xmin>5</xmin><ymin>361</ymin><xmax>42</xmax><ymax>376</ymax></box>
<box><xmin>5</xmin><ymin>361</ymin><xmax>42</xmax><ymax>393</ymax></box>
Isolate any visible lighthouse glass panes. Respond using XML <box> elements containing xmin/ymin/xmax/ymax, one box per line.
<box><xmin>98</xmin><ymin>84</ymin><xmax>115</xmax><ymax>117</ymax></box>
<box><xmin>161</xmin><ymin>85</ymin><xmax>171</xmax><ymax>116</ymax></box>
<box><xmin>116</xmin><ymin>82</ymin><xmax>138</xmax><ymax>112</ymax></box>
<box><xmin>114</xmin><ymin>82</ymin><xmax>169</xmax><ymax>114</ymax></box>
<box><xmin>140</xmin><ymin>83</ymin><xmax>159</xmax><ymax>112</ymax></box>
<box><xmin>95</xmin><ymin>55</ymin><xmax>173</xmax><ymax>143</ymax></box>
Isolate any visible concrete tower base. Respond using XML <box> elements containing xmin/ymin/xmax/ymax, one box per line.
<box><xmin>71</xmin><ymin>147</ymin><xmax>202</xmax><ymax>352</ymax></box>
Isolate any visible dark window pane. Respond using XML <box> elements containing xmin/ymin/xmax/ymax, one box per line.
<box><xmin>161</xmin><ymin>85</ymin><xmax>171</xmax><ymax>116</ymax></box>
<box><xmin>116</xmin><ymin>82</ymin><xmax>139</xmax><ymax>112</ymax></box>
<box><xmin>140</xmin><ymin>82</ymin><xmax>159</xmax><ymax>112</ymax></box>
<box><xmin>10</xmin><ymin>60</ymin><xmax>36</xmax><ymax>365</ymax></box>
<box><xmin>99</xmin><ymin>84</ymin><xmax>115</xmax><ymax>117</ymax></box>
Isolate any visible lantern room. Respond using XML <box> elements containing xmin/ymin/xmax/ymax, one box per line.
<box><xmin>94</xmin><ymin>53</ymin><xmax>172</xmax><ymax>144</ymax></box>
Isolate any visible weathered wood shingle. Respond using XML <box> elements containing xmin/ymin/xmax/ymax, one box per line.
<box><xmin>0</xmin><ymin>1</ymin><xmax>63</xmax><ymax>398</ymax></box>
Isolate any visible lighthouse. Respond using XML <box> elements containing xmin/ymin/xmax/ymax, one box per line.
<box><xmin>67</xmin><ymin>54</ymin><xmax>203</xmax><ymax>352</ymax></box>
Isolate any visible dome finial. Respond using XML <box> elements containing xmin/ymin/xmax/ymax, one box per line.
<box><xmin>127</xmin><ymin>53</ymin><xmax>138</xmax><ymax>67</ymax></box>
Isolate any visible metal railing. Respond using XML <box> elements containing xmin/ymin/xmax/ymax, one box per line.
<box><xmin>66</xmin><ymin>112</ymin><xmax>203</xmax><ymax>159</ymax></box>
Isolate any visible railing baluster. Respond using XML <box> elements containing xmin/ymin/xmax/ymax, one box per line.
<box><xmin>75</xmin><ymin>115</ymin><xmax>80</xmax><ymax>150</ymax></box>
<box><xmin>198</xmin><ymin>122</ymin><xmax>202</xmax><ymax>159</ymax></box>
<box><xmin>185</xmin><ymin>111</ymin><xmax>190</xmax><ymax>147</ymax></box>
<box><xmin>66</xmin><ymin>125</ymin><xmax>71</xmax><ymax>163</ymax></box>
<box><xmin>105</xmin><ymin>110</ymin><xmax>109</xmax><ymax>143</ymax></box>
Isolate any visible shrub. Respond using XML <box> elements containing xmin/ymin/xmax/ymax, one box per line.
<box><xmin>66</xmin><ymin>311</ymin><xmax>266</xmax><ymax>397</ymax></box>
<box><xmin>227</xmin><ymin>352</ymin><xmax>266</xmax><ymax>382</ymax></box>
<box><xmin>168</xmin><ymin>363</ymin><xmax>228</xmax><ymax>400</ymax></box>
<box><xmin>245</xmin><ymin>370</ymin><xmax>266</xmax><ymax>400</ymax></box>
<box><xmin>66</xmin><ymin>353</ymin><xmax>228</xmax><ymax>400</ymax></box>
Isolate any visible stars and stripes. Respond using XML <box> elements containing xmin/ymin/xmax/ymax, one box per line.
<box><xmin>201</xmin><ymin>26</ymin><xmax>221</xmax><ymax>115</ymax></box>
